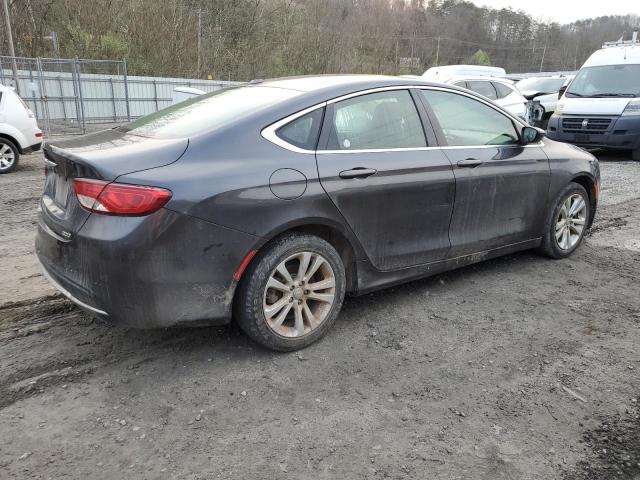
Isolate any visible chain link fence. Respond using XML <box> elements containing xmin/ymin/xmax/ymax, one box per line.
<box><xmin>0</xmin><ymin>56</ymin><xmax>239</xmax><ymax>136</ymax></box>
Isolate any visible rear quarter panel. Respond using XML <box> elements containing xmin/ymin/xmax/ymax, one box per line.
<box><xmin>117</xmin><ymin>116</ymin><xmax>367</xmax><ymax>260</ymax></box>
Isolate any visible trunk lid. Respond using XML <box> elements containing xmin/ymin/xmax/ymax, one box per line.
<box><xmin>40</xmin><ymin>129</ymin><xmax>188</xmax><ymax>238</ymax></box>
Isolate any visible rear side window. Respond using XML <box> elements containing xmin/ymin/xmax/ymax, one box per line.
<box><xmin>276</xmin><ymin>108</ymin><xmax>324</xmax><ymax>150</ymax></box>
<box><xmin>493</xmin><ymin>82</ymin><xmax>513</xmax><ymax>99</ymax></box>
<box><xmin>420</xmin><ymin>89</ymin><xmax>519</xmax><ymax>146</ymax></box>
<box><xmin>467</xmin><ymin>81</ymin><xmax>497</xmax><ymax>100</ymax></box>
<box><xmin>326</xmin><ymin>90</ymin><xmax>426</xmax><ymax>150</ymax></box>
<box><xmin>118</xmin><ymin>86</ymin><xmax>301</xmax><ymax>139</ymax></box>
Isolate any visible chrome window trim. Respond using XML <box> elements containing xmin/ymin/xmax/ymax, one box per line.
<box><xmin>261</xmin><ymin>84</ymin><xmax>539</xmax><ymax>154</ymax></box>
<box><xmin>261</xmin><ymin>102</ymin><xmax>327</xmax><ymax>154</ymax></box>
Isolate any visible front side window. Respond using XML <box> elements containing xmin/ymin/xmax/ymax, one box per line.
<box><xmin>326</xmin><ymin>90</ymin><xmax>426</xmax><ymax>150</ymax></box>
<box><xmin>420</xmin><ymin>90</ymin><xmax>520</xmax><ymax>147</ymax></box>
<box><xmin>276</xmin><ymin>108</ymin><xmax>324</xmax><ymax>150</ymax></box>
<box><xmin>467</xmin><ymin>81</ymin><xmax>497</xmax><ymax>100</ymax></box>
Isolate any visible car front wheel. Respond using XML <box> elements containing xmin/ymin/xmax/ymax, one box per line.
<box><xmin>0</xmin><ymin>139</ymin><xmax>19</xmax><ymax>174</ymax></box>
<box><xmin>538</xmin><ymin>182</ymin><xmax>590</xmax><ymax>259</ymax></box>
<box><xmin>234</xmin><ymin>233</ymin><xmax>346</xmax><ymax>351</ymax></box>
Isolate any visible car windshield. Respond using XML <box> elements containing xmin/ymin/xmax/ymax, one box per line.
<box><xmin>566</xmin><ymin>64</ymin><xmax>640</xmax><ymax>97</ymax></box>
<box><xmin>117</xmin><ymin>86</ymin><xmax>301</xmax><ymax>138</ymax></box>
<box><xmin>516</xmin><ymin>77</ymin><xmax>566</xmax><ymax>93</ymax></box>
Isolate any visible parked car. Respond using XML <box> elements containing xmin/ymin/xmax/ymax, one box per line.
<box><xmin>547</xmin><ymin>33</ymin><xmax>640</xmax><ymax>160</ymax></box>
<box><xmin>445</xmin><ymin>76</ymin><xmax>529</xmax><ymax>122</ymax></box>
<box><xmin>36</xmin><ymin>75</ymin><xmax>599</xmax><ymax>351</ymax></box>
<box><xmin>516</xmin><ymin>75</ymin><xmax>575</xmax><ymax>128</ymax></box>
<box><xmin>171</xmin><ymin>86</ymin><xmax>206</xmax><ymax>105</ymax></box>
<box><xmin>0</xmin><ymin>84</ymin><xmax>43</xmax><ymax>173</ymax></box>
<box><xmin>422</xmin><ymin>65</ymin><xmax>506</xmax><ymax>81</ymax></box>
<box><xmin>420</xmin><ymin>68</ymin><xmax>529</xmax><ymax>122</ymax></box>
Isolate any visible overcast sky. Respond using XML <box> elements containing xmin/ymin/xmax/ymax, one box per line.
<box><xmin>469</xmin><ymin>0</ymin><xmax>640</xmax><ymax>24</ymax></box>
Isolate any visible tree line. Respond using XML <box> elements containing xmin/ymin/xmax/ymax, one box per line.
<box><xmin>3</xmin><ymin>0</ymin><xmax>640</xmax><ymax>80</ymax></box>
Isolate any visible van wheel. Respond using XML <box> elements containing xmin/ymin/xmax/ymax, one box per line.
<box><xmin>537</xmin><ymin>182</ymin><xmax>590</xmax><ymax>259</ymax></box>
<box><xmin>234</xmin><ymin>233</ymin><xmax>346</xmax><ymax>351</ymax></box>
<box><xmin>0</xmin><ymin>139</ymin><xmax>19</xmax><ymax>174</ymax></box>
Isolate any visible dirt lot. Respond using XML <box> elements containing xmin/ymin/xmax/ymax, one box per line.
<box><xmin>1</xmin><ymin>151</ymin><xmax>639</xmax><ymax>480</ymax></box>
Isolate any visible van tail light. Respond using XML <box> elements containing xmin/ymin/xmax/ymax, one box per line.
<box><xmin>73</xmin><ymin>179</ymin><xmax>172</xmax><ymax>216</ymax></box>
<box><xmin>35</xmin><ymin>131</ymin><xmax>44</xmax><ymax>138</ymax></box>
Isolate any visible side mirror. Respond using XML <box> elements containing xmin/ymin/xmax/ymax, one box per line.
<box><xmin>522</xmin><ymin>126</ymin><xmax>544</xmax><ymax>144</ymax></box>
<box><xmin>558</xmin><ymin>84</ymin><xmax>568</xmax><ymax>99</ymax></box>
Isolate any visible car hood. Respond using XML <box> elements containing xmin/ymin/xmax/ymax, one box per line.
<box><xmin>557</xmin><ymin>97</ymin><xmax>632</xmax><ymax>116</ymax></box>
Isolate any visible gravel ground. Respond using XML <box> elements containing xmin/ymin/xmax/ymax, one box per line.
<box><xmin>0</xmin><ymin>149</ymin><xmax>639</xmax><ymax>480</ymax></box>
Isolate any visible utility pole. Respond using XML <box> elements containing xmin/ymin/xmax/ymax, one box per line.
<box><xmin>434</xmin><ymin>36</ymin><xmax>441</xmax><ymax>66</ymax></box>
<box><xmin>539</xmin><ymin>42</ymin><xmax>547</xmax><ymax>72</ymax></box>
<box><xmin>1</xmin><ymin>0</ymin><xmax>20</xmax><ymax>94</ymax></box>
<box><xmin>196</xmin><ymin>7</ymin><xmax>202</xmax><ymax>78</ymax></box>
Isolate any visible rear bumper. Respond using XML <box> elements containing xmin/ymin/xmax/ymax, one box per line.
<box><xmin>36</xmin><ymin>207</ymin><xmax>259</xmax><ymax>328</ymax></box>
<box><xmin>547</xmin><ymin>114</ymin><xmax>640</xmax><ymax>150</ymax></box>
<box><xmin>23</xmin><ymin>142</ymin><xmax>43</xmax><ymax>154</ymax></box>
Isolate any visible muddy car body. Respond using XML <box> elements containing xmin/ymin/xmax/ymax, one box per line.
<box><xmin>36</xmin><ymin>75</ymin><xmax>600</xmax><ymax>350</ymax></box>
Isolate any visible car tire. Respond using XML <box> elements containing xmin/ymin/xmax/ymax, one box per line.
<box><xmin>537</xmin><ymin>182</ymin><xmax>590</xmax><ymax>259</ymax></box>
<box><xmin>632</xmin><ymin>148</ymin><xmax>640</xmax><ymax>161</ymax></box>
<box><xmin>0</xmin><ymin>138</ymin><xmax>19</xmax><ymax>174</ymax></box>
<box><xmin>234</xmin><ymin>233</ymin><xmax>346</xmax><ymax>351</ymax></box>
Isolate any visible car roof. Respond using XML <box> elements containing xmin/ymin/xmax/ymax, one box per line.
<box><xmin>252</xmin><ymin>74</ymin><xmax>448</xmax><ymax>97</ymax></box>
<box><xmin>447</xmin><ymin>75</ymin><xmax>514</xmax><ymax>85</ymax></box>
<box><xmin>585</xmin><ymin>44</ymin><xmax>640</xmax><ymax>67</ymax></box>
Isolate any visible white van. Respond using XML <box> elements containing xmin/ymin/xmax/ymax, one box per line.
<box><xmin>547</xmin><ymin>33</ymin><xmax>640</xmax><ymax>160</ymax></box>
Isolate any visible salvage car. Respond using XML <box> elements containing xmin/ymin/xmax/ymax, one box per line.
<box><xmin>0</xmin><ymin>83</ymin><xmax>43</xmax><ymax>173</ymax></box>
<box><xmin>36</xmin><ymin>75</ymin><xmax>600</xmax><ymax>351</ymax></box>
<box><xmin>516</xmin><ymin>75</ymin><xmax>575</xmax><ymax>128</ymax></box>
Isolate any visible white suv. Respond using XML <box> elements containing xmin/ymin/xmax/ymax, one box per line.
<box><xmin>0</xmin><ymin>84</ymin><xmax>43</xmax><ymax>173</ymax></box>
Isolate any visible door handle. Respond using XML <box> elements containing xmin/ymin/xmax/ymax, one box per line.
<box><xmin>339</xmin><ymin>167</ymin><xmax>378</xmax><ymax>179</ymax></box>
<box><xmin>457</xmin><ymin>158</ymin><xmax>483</xmax><ymax>168</ymax></box>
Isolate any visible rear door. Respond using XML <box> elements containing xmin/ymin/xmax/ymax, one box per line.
<box><xmin>316</xmin><ymin>88</ymin><xmax>455</xmax><ymax>270</ymax></box>
<box><xmin>418</xmin><ymin>88</ymin><xmax>550</xmax><ymax>256</ymax></box>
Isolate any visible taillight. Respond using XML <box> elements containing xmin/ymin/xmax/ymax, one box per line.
<box><xmin>73</xmin><ymin>179</ymin><xmax>172</xmax><ymax>216</ymax></box>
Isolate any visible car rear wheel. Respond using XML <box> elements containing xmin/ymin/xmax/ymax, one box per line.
<box><xmin>537</xmin><ymin>182</ymin><xmax>590</xmax><ymax>259</ymax></box>
<box><xmin>0</xmin><ymin>139</ymin><xmax>19</xmax><ymax>174</ymax></box>
<box><xmin>234</xmin><ymin>233</ymin><xmax>346</xmax><ymax>351</ymax></box>
<box><xmin>632</xmin><ymin>148</ymin><xmax>640</xmax><ymax>161</ymax></box>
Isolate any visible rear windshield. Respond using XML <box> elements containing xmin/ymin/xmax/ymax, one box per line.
<box><xmin>566</xmin><ymin>64</ymin><xmax>640</xmax><ymax>97</ymax></box>
<box><xmin>516</xmin><ymin>77</ymin><xmax>566</xmax><ymax>93</ymax></box>
<box><xmin>117</xmin><ymin>86</ymin><xmax>301</xmax><ymax>138</ymax></box>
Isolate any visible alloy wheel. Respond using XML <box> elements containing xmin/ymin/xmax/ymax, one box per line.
<box><xmin>555</xmin><ymin>193</ymin><xmax>587</xmax><ymax>250</ymax></box>
<box><xmin>0</xmin><ymin>143</ymin><xmax>16</xmax><ymax>171</ymax></box>
<box><xmin>262</xmin><ymin>251</ymin><xmax>336</xmax><ymax>338</ymax></box>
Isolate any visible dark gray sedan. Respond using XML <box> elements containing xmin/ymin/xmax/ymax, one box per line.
<box><xmin>36</xmin><ymin>75</ymin><xmax>600</xmax><ymax>351</ymax></box>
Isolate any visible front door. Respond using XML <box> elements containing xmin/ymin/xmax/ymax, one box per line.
<box><xmin>316</xmin><ymin>89</ymin><xmax>456</xmax><ymax>271</ymax></box>
<box><xmin>418</xmin><ymin>88</ymin><xmax>550</xmax><ymax>256</ymax></box>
